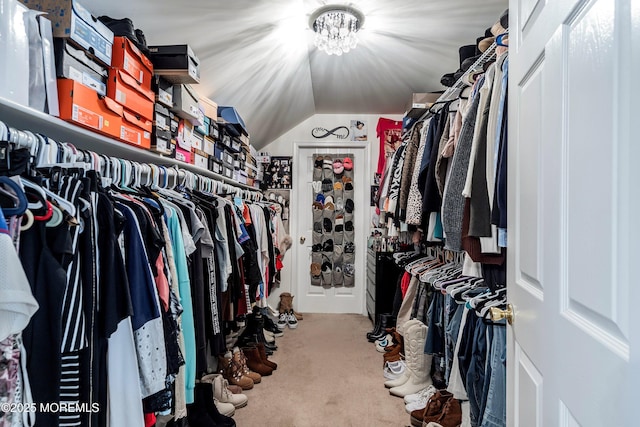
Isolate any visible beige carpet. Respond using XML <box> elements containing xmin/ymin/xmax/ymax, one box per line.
<box><xmin>232</xmin><ymin>313</ymin><xmax>410</xmax><ymax>427</ymax></box>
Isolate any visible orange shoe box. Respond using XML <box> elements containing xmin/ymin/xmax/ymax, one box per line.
<box><xmin>120</xmin><ymin>109</ymin><xmax>152</xmax><ymax>149</ymax></box>
<box><xmin>111</xmin><ymin>36</ymin><xmax>153</xmax><ymax>89</ymax></box>
<box><xmin>107</xmin><ymin>68</ymin><xmax>155</xmax><ymax>121</ymax></box>
<box><xmin>57</xmin><ymin>78</ymin><xmax>122</xmax><ymax>139</ymax></box>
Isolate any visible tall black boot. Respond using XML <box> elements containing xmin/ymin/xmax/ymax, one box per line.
<box><xmin>194</xmin><ymin>383</ymin><xmax>236</xmax><ymax>427</ymax></box>
<box><xmin>368</xmin><ymin>313</ymin><xmax>396</xmax><ymax>342</ymax></box>
<box><xmin>366</xmin><ymin>314</ymin><xmax>383</xmax><ymax>340</ymax></box>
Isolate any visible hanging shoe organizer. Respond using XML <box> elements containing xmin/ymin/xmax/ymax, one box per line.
<box><xmin>310</xmin><ymin>154</ymin><xmax>355</xmax><ymax>287</ymax></box>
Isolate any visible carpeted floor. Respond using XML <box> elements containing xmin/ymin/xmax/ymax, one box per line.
<box><xmin>232</xmin><ymin>313</ymin><xmax>410</xmax><ymax>427</ymax></box>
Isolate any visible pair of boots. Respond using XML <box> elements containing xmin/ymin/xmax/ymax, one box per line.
<box><xmin>367</xmin><ymin>313</ymin><xmax>396</xmax><ymax>341</ymax></box>
<box><xmin>385</xmin><ymin>320</ymin><xmax>433</xmax><ymax>398</ymax></box>
<box><xmin>238</xmin><ymin>311</ymin><xmax>277</xmax><ymax>354</ymax></box>
<box><xmin>241</xmin><ymin>344</ymin><xmax>277</xmax><ymax>376</ymax></box>
<box><xmin>409</xmin><ymin>390</ymin><xmax>462</xmax><ymax>427</ymax></box>
<box><xmin>219</xmin><ymin>348</ymin><xmax>261</xmax><ymax>390</ymax></box>
<box><xmin>200</xmin><ymin>373</ymin><xmax>249</xmax><ymax>410</ymax></box>
<box><xmin>186</xmin><ymin>382</ymin><xmax>236</xmax><ymax>427</ymax></box>
<box><xmin>278</xmin><ymin>292</ymin><xmax>303</xmax><ymax>320</ymax></box>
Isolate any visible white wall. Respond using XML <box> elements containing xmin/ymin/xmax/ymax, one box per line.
<box><xmin>263</xmin><ymin>113</ymin><xmax>403</xmax><ymax>310</ymax></box>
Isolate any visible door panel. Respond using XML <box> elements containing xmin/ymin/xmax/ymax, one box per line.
<box><xmin>514</xmin><ymin>343</ymin><xmax>543</xmax><ymax>427</ymax></box>
<box><xmin>519</xmin><ymin>0</ymin><xmax>544</xmax><ymax>34</ymax></box>
<box><xmin>510</xmin><ymin>0</ymin><xmax>636</xmax><ymax>425</ymax></box>
<box><xmin>293</xmin><ymin>144</ymin><xmax>369</xmax><ymax>314</ymax></box>
<box><xmin>516</xmin><ymin>56</ymin><xmax>543</xmax><ymax>292</ymax></box>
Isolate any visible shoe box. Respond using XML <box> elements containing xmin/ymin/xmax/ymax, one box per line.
<box><xmin>120</xmin><ymin>109</ymin><xmax>151</xmax><ymax>149</ymax></box>
<box><xmin>111</xmin><ymin>36</ymin><xmax>153</xmax><ymax>89</ymax></box>
<box><xmin>54</xmin><ymin>39</ymin><xmax>108</xmax><ymax>96</ymax></box>
<box><xmin>57</xmin><ymin>78</ymin><xmax>122</xmax><ymax>139</ymax></box>
<box><xmin>148</xmin><ymin>44</ymin><xmax>200</xmax><ymax>84</ymax></box>
<box><xmin>57</xmin><ymin>78</ymin><xmax>152</xmax><ymax>149</ymax></box>
<box><xmin>153</xmin><ymin>75</ymin><xmax>173</xmax><ymax>108</ymax></box>
<box><xmin>20</xmin><ymin>0</ymin><xmax>114</xmax><ymax>67</ymax></box>
<box><xmin>107</xmin><ymin>69</ymin><xmax>154</xmax><ymax>121</ymax></box>
<box><xmin>172</xmin><ymin>83</ymin><xmax>202</xmax><ymax>124</ymax></box>
<box><xmin>151</xmin><ymin>103</ymin><xmax>176</xmax><ymax>156</ymax></box>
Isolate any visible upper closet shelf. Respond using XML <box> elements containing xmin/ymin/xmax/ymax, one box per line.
<box><xmin>0</xmin><ymin>96</ymin><xmax>257</xmax><ymax>191</ymax></box>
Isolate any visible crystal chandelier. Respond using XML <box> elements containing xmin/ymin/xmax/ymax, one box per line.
<box><xmin>310</xmin><ymin>5</ymin><xmax>364</xmax><ymax>56</ymax></box>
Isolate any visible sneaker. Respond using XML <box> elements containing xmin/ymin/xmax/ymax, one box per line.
<box><xmin>375</xmin><ymin>334</ymin><xmax>393</xmax><ymax>353</ymax></box>
<box><xmin>286</xmin><ymin>310</ymin><xmax>298</xmax><ymax>329</ymax></box>
<box><xmin>383</xmin><ymin>360</ymin><xmax>406</xmax><ymax>380</ymax></box>
<box><xmin>277</xmin><ymin>313</ymin><xmax>287</xmax><ymax>331</ymax></box>
<box><xmin>404</xmin><ymin>385</ymin><xmax>437</xmax><ymax>413</ymax></box>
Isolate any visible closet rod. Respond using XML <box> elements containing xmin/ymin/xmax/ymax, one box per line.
<box><xmin>0</xmin><ymin>96</ymin><xmax>262</xmax><ymax>196</ymax></box>
<box><xmin>416</xmin><ymin>29</ymin><xmax>508</xmax><ymax>122</ymax></box>
<box><xmin>0</xmin><ymin>115</ymin><xmax>263</xmax><ymax>201</ymax></box>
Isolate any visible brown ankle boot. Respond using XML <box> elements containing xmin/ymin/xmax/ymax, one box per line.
<box><xmin>219</xmin><ymin>354</ymin><xmax>253</xmax><ymax>390</ymax></box>
<box><xmin>242</xmin><ymin>346</ymin><xmax>273</xmax><ymax>376</ymax></box>
<box><xmin>433</xmin><ymin>396</ymin><xmax>462</xmax><ymax>427</ymax></box>
<box><xmin>383</xmin><ymin>336</ymin><xmax>404</xmax><ymax>365</ymax></box>
<box><xmin>278</xmin><ymin>292</ymin><xmax>293</xmax><ymax>313</ymax></box>
<box><xmin>233</xmin><ymin>349</ymin><xmax>261</xmax><ymax>384</ymax></box>
<box><xmin>256</xmin><ymin>342</ymin><xmax>277</xmax><ymax>370</ymax></box>
<box><xmin>420</xmin><ymin>390</ymin><xmax>454</xmax><ymax>425</ymax></box>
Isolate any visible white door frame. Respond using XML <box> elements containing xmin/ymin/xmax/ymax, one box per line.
<box><xmin>291</xmin><ymin>141</ymin><xmax>371</xmax><ymax>314</ymax></box>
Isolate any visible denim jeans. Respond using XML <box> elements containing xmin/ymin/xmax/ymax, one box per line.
<box><xmin>425</xmin><ymin>293</ymin><xmax>444</xmax><ymax>354</ymax></box>
<box><xmin>444</xmin><ymin>298</ymin><xmax>465</xmax><ymax>383</ymax></box>
<box><xmin>482</xmin><ymin>324</ymin><xmax>506</xmax><ymax>427</ymax></box>
<box><xmin>467</xmin><ymin>318</ymin><xmax>488</xmax><ymax>427</ymax></box>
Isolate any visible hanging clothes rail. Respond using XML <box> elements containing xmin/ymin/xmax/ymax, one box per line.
<box><xmin>0</xmin><ymin>97</ymin><xmax>263</xmax><ymax>200</ymax></box>
<box><xmin>0</xmin><ymin>115</ymin><xmax>263</xmax><ymax>201</ymax></box>
<box><xmin>416</xmin><ymin>30</ymin><xmax>508</xmax><ymax>122</ymax></box>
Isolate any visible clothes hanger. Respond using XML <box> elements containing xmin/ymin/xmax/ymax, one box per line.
<box><xmin>496</xmin><ymin>33</ymin><xmax>509</xmax><ymax>47</ymax></box>
<box><xmin>0</xmin><ymin>177</ymin><xmax>28</xmax><ymax>217</ymax></box>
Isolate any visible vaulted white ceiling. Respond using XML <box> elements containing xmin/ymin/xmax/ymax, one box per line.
<box><xmin>81</xmin><ymin>0</ymin><xmax>507</xmax><ymax>148</ymax></box>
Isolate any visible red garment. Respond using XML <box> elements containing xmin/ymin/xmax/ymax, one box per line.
<box><xmin>401</xmin><ymin>272</ymin><xmax>412</xmax><ymax>298</ymax></box>
<box><xmin>144</xmin><ymin>413</ymin><xmax>156</xmax><ymax>427</ymax></box>
<box><xmin>154</xmin><ymin>252</ymin><xmax>170</xmax><ymax>311</ymax></box>
<box><xmin>376</xmin><ymin>117</ymin><xmax>403</xmax><ymax>175</ymax></box>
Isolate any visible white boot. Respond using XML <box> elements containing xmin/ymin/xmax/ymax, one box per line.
<box><xmin>397</xmin><ymin>318</ymin><xmax>422</xmax><ymax>339</ymax></box>
<box><xmin>202</xmin><ymin>374</ymin><xmax>248</xmax><ymax>409</ymax></box>
<box><xmin>383</xmin><ymin>321</ymin><xmax>422</xmax><ymax>388</ymax></box>
<box><xmin>389</xmin><ymin>322</ymin><xmax>432</xmax><ymax>397</ymax></box>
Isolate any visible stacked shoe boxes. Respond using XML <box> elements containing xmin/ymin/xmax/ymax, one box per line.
<box><xmin>21</xmin><ymin>0</ymin><xmax>160</xmax><ymax>149</ymax></box>
<box><xmin>193</xmin><ymin>95</ymin><xmax>218</xmax><ymax>172</ymax></box>
<box><xmin>148</xmin><ymin>44</ymin><xmax>201</xmax><ymax>164</ymax></box>
<box><xmin>19</xmin><ymin>0</ymin><xmax>121</xmax><ymax>138</ymax></box>
<box><xmin>217</xmin><ymin>124</ymin><xmax>237</xmax><ymax>179</ymax></box>
<box><xmin>108</xmin><ymin>36</ymin><xmax>154</xmax><ymax>148</ymax></box>
<box><xmin>150</xmin><ymin>75</ymin><xmax>181</xmax><ymax>157</ymax></box>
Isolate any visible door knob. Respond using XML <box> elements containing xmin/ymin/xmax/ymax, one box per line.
<box><xmin>300</xmin><ymin>236</ymin><xmax>306</xmax><ymax>244</ymax></box>
<box><xmin>490</xmin><ymin>304</ymin><xmax>514</xmax><ymax>324</ymax></box>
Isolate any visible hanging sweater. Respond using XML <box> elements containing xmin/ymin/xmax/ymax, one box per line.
<box><xmin>398</xmin><ymin>121</ymin><xmax>424</xmax><ymax>220</ymax></box>
<box><xmin>385</xmin><ymin>142</ymin><xmax>408</xmax><ymax>216</ymax></box>
<box><xmin>441</xmin><ymin>87</ymin><xmax>482</xmax><ymax>251</ymax></box>
<box><xmin>405</xmin><ymin>119</ymin><xmax>430</xmax><ymax>225</ymax></box>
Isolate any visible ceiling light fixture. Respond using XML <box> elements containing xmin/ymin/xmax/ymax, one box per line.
<box><xmin>309</xmin><ymin>5</ymin><xmax>365</xmax><ymax>56</ymax></box>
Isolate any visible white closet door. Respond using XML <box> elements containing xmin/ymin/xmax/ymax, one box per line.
<box><xmin>292</xmin><ymin>142</ymin><xmax>369</xmax><ymax>314</ymax></box>
<box><xmin>508</xmin><ymin>0</ymin><xmax>639</xmax><ymax>425</ymax></box>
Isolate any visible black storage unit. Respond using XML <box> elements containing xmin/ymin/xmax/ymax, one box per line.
<box><xmin>367</xmin><ymin>249</ymin><xmax>402</xmax><ymax>322</ymax></box>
